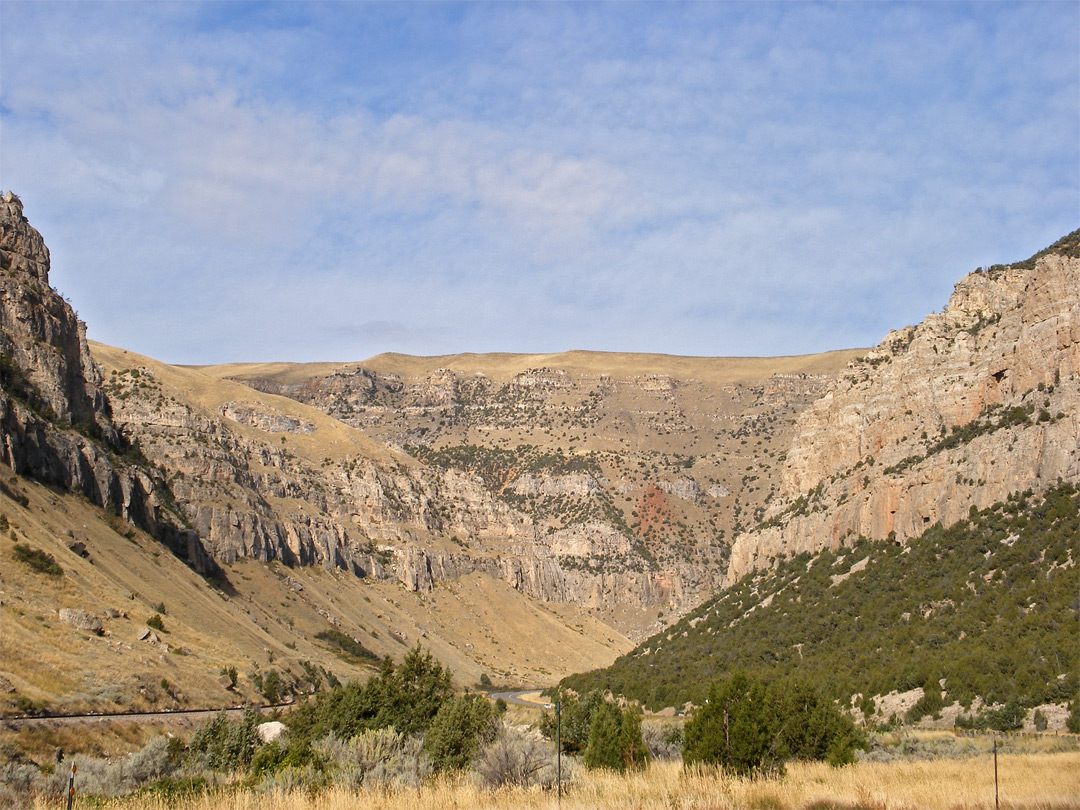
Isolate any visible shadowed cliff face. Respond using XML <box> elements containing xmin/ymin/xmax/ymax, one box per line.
<box><xmin>727</xmin><ymin>234</ymin><xmax>1080</xmax><ymax>582</ymax></box>
<box><xmin>0</xmin><ymin>192</ymin><xmax>215</xmax><ymax>574</ymax></box>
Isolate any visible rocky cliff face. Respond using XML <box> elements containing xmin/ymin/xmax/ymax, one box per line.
<box><xmin>97</xmin><ymin>357</ymin><xmax>702</xmax><ymax>619</ymax></box>
<box><xmin>727</xmin><ymin>234</ymin><xmax>1080</xmax><ymax>582</ymax></box>
<box><xmin>1</xmin><ymin>192</ymin><xmax>108</xmax><ymax>432</ymax></box>
<box><xmin>92</xmin><ymin>342</ymin><xmax>859</xmax><ymax>634</ymax></box>
<box><xmin>1</xmin><ymin>192</ymin><xmax>864</xmax><ymax>631</ymax></box>
<box><xmin>0</xmin><ymin>192</ymin><xmax>214</xmax><ymax>573</ymax></box>
<box><xmin>203</xmin><ymin>351</ymin><xmax>852</xmax><ymax>625</ymax></box>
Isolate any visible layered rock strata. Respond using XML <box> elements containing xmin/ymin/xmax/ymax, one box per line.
<box><xmin>728</xmin><ymin>238</ymin><xmax>1080</xmax><ymax>582</ymax></box>
<box><xmin>0</xmin><ymin>192</ymin><xmax>214</xmax><ymax>573</ymax></box>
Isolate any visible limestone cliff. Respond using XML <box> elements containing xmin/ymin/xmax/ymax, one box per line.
<box><xmin>0</xmin><ymin>191</ymin><xmax>862</xmax><ymax>630</ymax></box>
<box><xmin>727</xmin><ymin>233</ymin><xmax>1080</xmax><ymax>582</ymax></box>
<box><xmin>1</xmin><ymin>192</ymin><xmax>109</xmax><ymax>433</ymax></box>
<box><xmin>0</xmin><ymin>192</ymin><xmax>214</xmax><ymax>573</ymax></box>
<box><xmin>95</xmin><ymin>355</ymin><xmax>687</xmax><ymax>616</ymax></box>
<box><xmin>202</xmin><ymin>351</ymin><xmax>851</xmax><ymax>625</ymax></box>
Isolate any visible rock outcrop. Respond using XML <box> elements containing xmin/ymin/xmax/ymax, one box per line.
<box><xmin>210</xmin><ymin>350</ymin><xmax>851</xmax><ymax>623</ymax></box>
<box><xmin>728</xmin><ymin>234</ymin><xmax>1080</xmax><ymax>582</ymax></box>
<box><xmin>1</xmin><ymin>192</ymin><xmax>215</xmax><ymax>574</ymax></box>
<box><xmin>1</xmin><ymin>191</ymin><xmax>864</xmax><ymax>628</ymax></box>
<box><xmin>58</xmin><ymin>608</ymin><xmax>103</xmax><ymax>634</ymax></box>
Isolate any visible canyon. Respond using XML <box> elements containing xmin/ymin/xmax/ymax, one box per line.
<box><xmin>2</xmin><ymin>189</ymin><xmax>1076</xmax><ymax>714</ymax></box>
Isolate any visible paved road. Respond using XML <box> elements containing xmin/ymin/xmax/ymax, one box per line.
<box><xmin>489</xmin><ymin>690</ymin><xmax>553</xmax><ymax>709</ymax></box>
<box><xmin>2</xmin><ymin>703</ymin><xmax>291</xmax><ymax>729</ymax></box>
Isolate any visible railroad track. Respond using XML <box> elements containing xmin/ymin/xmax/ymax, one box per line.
<box><xmin>2</xmin><ymin>702</ymin><xmax>293</xmax><ymax>729</ymax></box>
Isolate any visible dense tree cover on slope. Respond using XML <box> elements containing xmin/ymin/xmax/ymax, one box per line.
<box><xmin>560</xmin><ymin>484</ymin><xmax>1079</xmax><ymax>718</ymax></box>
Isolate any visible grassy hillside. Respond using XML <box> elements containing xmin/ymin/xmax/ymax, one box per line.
<box><xmin>202</xmin><ymin>349</ymin><xmax>864</xmax><ymax>387</ymax></box>
<box><xmin>559</xmin><ymin>484</ymin><xmax>1079</xmax><ymax>718</ymax></box>
<box><xmin>0</xmin><ymin>471</ymin><xmax>630</xmax><ymax>718</ymax></box>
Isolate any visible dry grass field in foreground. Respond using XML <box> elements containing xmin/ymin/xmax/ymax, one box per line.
<box><xmin>74</xmin><ymin>752</ymin><xmax>1078</xmax><ymax>810</ymax></box>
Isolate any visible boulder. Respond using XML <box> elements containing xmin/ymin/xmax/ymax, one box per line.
<box><xmin>257</xmin><ymin>721</ymin><xmax>287</xmax><ymax>744</ymax></box>
<box><xmin>59</xmin><ymin>608</ymin><xmax>102</xmax><ymax>635</ymax></box>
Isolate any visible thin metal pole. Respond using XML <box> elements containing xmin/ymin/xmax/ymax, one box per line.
<box><xmin>66</xmin><ymin>762</ymin><xmax>76</xmax><ymax>810</ymax></box>
<box><xmin>993</xmin><ymin>736</ymin><xmax>999</xmax><ymax>810</ymax></box>
<box><xmin>556</xmin><ymin>700</ymin><xmax>562</xmax><ymax>805</ymax></box>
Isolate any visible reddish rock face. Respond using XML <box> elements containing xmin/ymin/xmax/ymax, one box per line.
<box><xmin>729</xmin><ymin>243</ymin><xmax>1080</xmax><ymax>583</ymax></box>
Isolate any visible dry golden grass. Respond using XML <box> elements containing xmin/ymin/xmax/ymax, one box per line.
<box><xmin>1</xmin><ymin>472</ymin><xmax>630</xmax><ymax>719</ymax></box>
<box><xmin>198</xmin><ymin>347</ymin><xmax>864</xmax><ymax>387</ymax></box>
<box><xmin>90</xmin><ymin>341</ymin><xmax>396</xmax><ymax>465</ymax></box>
<box><xmin>76</xmin><ymin>753</ymin><xmax>1080</xmax><ymax>810</ymax></box>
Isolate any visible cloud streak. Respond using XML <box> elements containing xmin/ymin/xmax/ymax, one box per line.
<box><xmin>1</xmin><ymin>2</ymin><xmax>1076</xmax><ymax>364</ymax></box>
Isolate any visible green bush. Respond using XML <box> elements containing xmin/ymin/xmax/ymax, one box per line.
<box><xmin>1067</xmin><ymin>695</ymin><xmax>1080</xmax><ymax>734</ymax></box>
<box><xmin>906</xmin><ymin>677</ymin><xmax>945</xmax><ymax>723</ymax></box>
<box><xmin>1033</xmin><ymin>709</ymin><xmax>1048</xmax><ymax>731</ymax></box>
<box><xmin>539</xmin><ymin>689</ymin><xmax>605</xmax><ymax>755</ymax></box>
<box><xmin>682</xmin><ymin>672</ymin><xmax>862</xmax><ymax>775</ymax></box>
<box><xmin>577</xmin><ymin>700</ymin><xmax>649</xmax><ymax>773</ymax></box>
<box><xmin>583</xmin><ymin>701</ymin><xmax>624</xmax><ymax>770</ymax></box>
<box><xmin>616</xmin><ymin>708</ymin><xmax>649</xmax><ymax>771</ymax></box>
<box><xmin>187</xmin><ymin>709</ymin><xmax>261</xmax><ymax>772</ymax></box>
<box><xmin>259</xmin><ymin>669</ymin><xmax>282</xmax><ymax>704</ymax></box>
<box><xmin>683</xmin><ymin>672</ymin><xmax>774</xmax><ymax>775</ymax></box>
<box><xmin>12</xmin><ymin>543</ymin><xmax>62</xmax><ymax>576</ymax></box>
<box><xmin>982</xmin><ymin>698</ymin><xmax>1026</xmax><ymax>732</ymax></box>
<box><xmin>423</xmin><ymin>694</ymin><xmax>499</xmax><ymax>772</ymax></box>
<box><xmin>146</xmin><ymin>614</ymin><xmax>166</xmax><ymax>632</ymax></box>
<box><xmin>282</xmin><ymin>645</ymin><xmax>452</xmax><ymax>760</ymax></box>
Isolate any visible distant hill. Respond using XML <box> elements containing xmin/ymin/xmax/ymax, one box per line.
<box><xmin>0</xmin><ymin>191</ymin><xmax>856</xmax><ymax>715</ymax></box>
<box><xmin>559</xmin><ymin>483</ymin><xmax>1078</xmax><ymax>727</ymax></box>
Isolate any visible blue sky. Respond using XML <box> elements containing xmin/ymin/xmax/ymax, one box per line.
<box><xmin>2</xmin><ymin>2</ymin><xmax>1077</xmax><ymax>364</ymax></box>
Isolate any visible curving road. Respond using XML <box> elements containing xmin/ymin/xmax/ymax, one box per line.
<box><xmin>489</xmin><ymin>690</ymin><xmax>553</xmax><ymax>709</ymax></box>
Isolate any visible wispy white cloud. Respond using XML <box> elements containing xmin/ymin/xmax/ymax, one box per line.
<box><xmin>1</xmin><ymin>2</ymin><xmax>1076</xmax><ymax>363</ymax></box>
